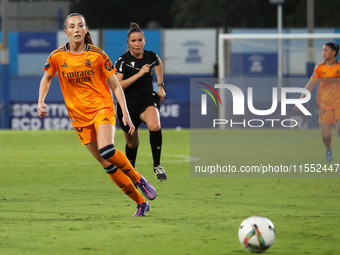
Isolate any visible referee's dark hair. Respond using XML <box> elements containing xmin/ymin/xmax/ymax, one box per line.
<box><xmin>127</xmin><ymin>22</ymin><xmax>144</xmax><ymax>39</ymax></box>
<box><xmin>325</xmin><ymin>42</ymin><xmax>340</xmax><ymax>57</ymax></box>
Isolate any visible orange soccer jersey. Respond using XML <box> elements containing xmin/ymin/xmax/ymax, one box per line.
<box><xmin>44</xmin><ymin>43</ymin><xmax>117</xmax><ymax>127</ymax></box>
<box><xmin>311</xmin><ymin>60</ymin><xmax>340</xmax><ymax>110</ymax></box>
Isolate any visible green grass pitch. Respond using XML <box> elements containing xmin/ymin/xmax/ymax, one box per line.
<box><xmin>0</xmin><ymin>129</ymin><xmax>339</xmax><ymax>255</ymax></box>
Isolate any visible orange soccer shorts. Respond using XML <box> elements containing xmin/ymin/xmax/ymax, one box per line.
<box><xmin>319</xmin><ymin>106</ymin><xmax>340</xmax><ymax>124</ymax></box>
<box><xmin>74</xmin><ymin>109</ymin><xmax>116</xmax><ymax>145</ymax></box>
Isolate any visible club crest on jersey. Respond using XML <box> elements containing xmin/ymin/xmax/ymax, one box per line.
<box><xmin>130</xmin><ymin>61</ymin><xmax>135</xmax><ymax>67</ymax></box>
<box><xmin>86</xmin><ymin>59</ymin><xmax>92</xmax><ymax>67</ymax></box>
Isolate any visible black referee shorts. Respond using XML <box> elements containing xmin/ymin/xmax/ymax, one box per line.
<box><xmin>117</xmin><ymin>91</ymin><xmax>161</xmax><ymax>133</ymax></box>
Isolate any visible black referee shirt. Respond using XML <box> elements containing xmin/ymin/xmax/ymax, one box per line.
<box><xmin>115</xmin><ymin>50</ymin><xmax>159</xmax><ymax>100</ymax></box>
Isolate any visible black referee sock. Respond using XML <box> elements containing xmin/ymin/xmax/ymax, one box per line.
<box><xmin>149</xmin><ymin>129</ymin><xmax>162</xmax><ymax>167</ymax></box>
<box><xmin>125</xmin><ymin>143</ymin><xmax>139</xmax><ymax>168</ymax></box>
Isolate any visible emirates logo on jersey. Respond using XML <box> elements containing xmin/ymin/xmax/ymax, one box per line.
<box><xmin>62</xmin><ymin>69</ymin><xmax>94</xmax><ymax>79</ymax></box>
<box><xmin>86</xmin><ymin>59</ymin><xmax>92</xmax><ymax>67</ymax></box>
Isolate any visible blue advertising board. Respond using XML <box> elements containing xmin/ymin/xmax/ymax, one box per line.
<box><xmin>11</xmin><ymin>101</ymin><xmax>189</xmax><ymax>130</ymax></box>
<box><xmin>17</xmin><ymin>32</ymin><xmax>57</xmax><ymax>75</ymax></box>
<box><xmin>231</xmin><ymin>53</ymin><xmax>277</xmax><ymax>76</ymax></box>
<box><xmin>18</xmin><ymin>32</ymin><xmax>57</xmax><ymax>53</ymax></box>
<box><xmin>11</xmin><ymin>102</ymin><xmax>73</xmax><ymax>130</ymax></box>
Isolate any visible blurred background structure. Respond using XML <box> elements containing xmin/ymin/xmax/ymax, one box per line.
<box><xmin>1</xmin><ymin>0</ymin><xmax>340</xmax><ymax>130</ymax></box>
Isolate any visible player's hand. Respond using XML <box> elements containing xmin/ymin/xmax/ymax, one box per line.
<box><xmin>293</xmin><ymin>105</ymin><xmax>300</xmax><ymax>111</ymax></box>
<box><xmin>293</xmin><ymin>94</ymin><xmax>307</xmax><ymax>111</ymax></box>
<box><xmin>122</xmin><ymin>114</ymin><xmax>135</xmax><ymax>135</ymax></box>
<box><xmin>138</xmin><ymin>64</ymin><xmax>150</xmax><ymax>77</ymax></box>
<box><xmin>38</xmin><ymin>103</ymin><xmax>47</xmax><ymax>118</ymax></box>
<box><xmin>158</xmin><ymin>86</ymin><xmax>166</xmax><ymax>101</ymax></box>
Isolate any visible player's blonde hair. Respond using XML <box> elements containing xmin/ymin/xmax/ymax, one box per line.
<box><xmin>64</xmin><ymin>13</ymin><xmax>93</xmax><ymax>45</ymax></box>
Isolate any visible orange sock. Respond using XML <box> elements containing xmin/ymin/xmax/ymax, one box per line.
<box><xmin>104</xmin><ymin>148</ymin><xmax>141</xmax><ymax>182</ymax></box>
<box><xmin>105</xmin><ymin>165</ymin><xmax>145</xmax><ymax>204</ymax></box>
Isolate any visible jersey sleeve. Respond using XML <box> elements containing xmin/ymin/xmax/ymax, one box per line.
<box><xmin>114</xmin><ymin>56</ymin><xmax>125</xmax><ymax>75</ymax></box>
<box><xmin>311</xmin><ymin>65</ymin><xmax>320</xmax><ymax>81</ymax></box>
<box><xmin>99</xmin><ymin>50</ymin><xmax>117</xmax><ymax>78</ymax></box>
<box><xmin>43</xmin><ymin>54</ymin><xmax>57</xmax><ymax>77</ymax></box>
<box><xmin>151</xmin><ymin>51</ymin><xmax>160</xmax><ymax>66</ymax></box>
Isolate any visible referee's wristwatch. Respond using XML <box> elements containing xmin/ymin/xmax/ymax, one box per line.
<box><xmin>157</xmin><ymin>82</ymin><xmax>164</xmax><ymax>87</ymax></box>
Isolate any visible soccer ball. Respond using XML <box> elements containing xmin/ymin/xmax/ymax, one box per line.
<box><xmin>238</xmin><ymin>216</ymin><xmax>275</xmax><ymax>253</ymax></box>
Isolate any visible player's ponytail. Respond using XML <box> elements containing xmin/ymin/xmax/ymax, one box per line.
<box><xmin>325</xmin><ymin>42</ymin><xmax>340</xmax><ymax>57</ymax></box>
<box><xmin>85</xmin><ymin>31</ymin><xmax>93</xmax><ymax>45</ymax></box>
<box><xmin>127</xmin><ymin>22</ymin><xmax>144</xmax><ymax>39</ymax></box>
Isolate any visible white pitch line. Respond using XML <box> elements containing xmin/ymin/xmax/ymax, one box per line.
<box><xmin>0</xmin><ymin>154</ymin><xmax>197</xmax><ymax>168</ymax></box>
<box><xmin>139</xmin><ymin>153</ymin><xmax>200</xmax><ymax>162</ymax></box>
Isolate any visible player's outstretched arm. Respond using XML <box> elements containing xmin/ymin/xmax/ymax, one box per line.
<box><xmin>293</xmin><ymin>78</ymin><xmax>317</xmax><ymax>111</ymax></box>
<box><xmin>38</xmin><ymin>71</ymin><xmax>53</xmax><ymax>118</ymax></box>
<box><xmin>107</xmin><ymin>74</ymin><xmax>135</xmax><ymax>135</ymax></box>
<box><xmin>155</xmin><ymin>57</ymin><xmax>166</xmax><ymax>101</ymax></box>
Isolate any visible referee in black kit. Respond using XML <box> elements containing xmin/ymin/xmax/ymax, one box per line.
<box><xmin>114</xmin><ymin>22</ymin><xmax>167</xmax><ymax>181</ymax></box>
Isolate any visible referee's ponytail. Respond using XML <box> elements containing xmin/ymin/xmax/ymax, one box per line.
<box><xmin>325</xmin><ymin>42</ymin><xmax>340</xmax><ymax>57</ymax></box>
<box><xmin>127</xmin><ymin>22</ymin><xmax>144</xmax><ymax>39</ymax></box>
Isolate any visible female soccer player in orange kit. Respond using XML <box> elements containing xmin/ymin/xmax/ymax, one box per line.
<box><xmin>115</xmin><ymin>23</ymin><xmax>167</xmax><ymax>181</ymax></box>
<box><xmin>294</xmin><ymin>42</ymin><xmax>340</xmax><ymax>162</ymax></box>
<box><xmin>38</xmin><ymin>13</ymin><xmax>156</xmax><ymax>217</ymax></box>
